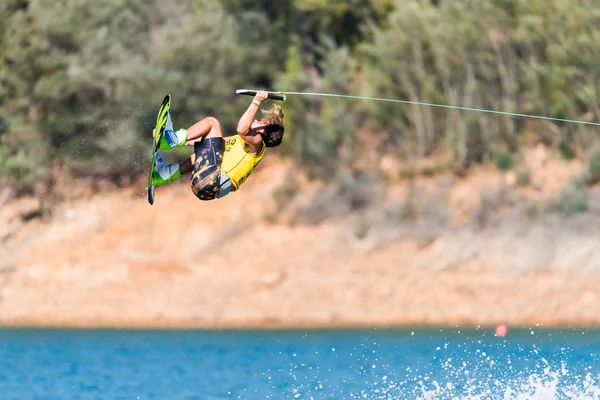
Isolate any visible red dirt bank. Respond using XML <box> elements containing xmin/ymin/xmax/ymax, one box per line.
<box><xmin>1</xmin><ymin>153</ymin><xmax>600</xmax><ymax>329</ymax></box>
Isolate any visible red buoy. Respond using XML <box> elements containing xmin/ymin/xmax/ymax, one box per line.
<box><xmin>495</xmin><ymin>325</ymin><xmax>508</xmax><ymax>337</ymax></box>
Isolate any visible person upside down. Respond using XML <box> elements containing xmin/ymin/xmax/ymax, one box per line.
<box><xmin>152</xmin><ymin>91</ymin><xmax>284</xmax><ymax>200</ymax></box>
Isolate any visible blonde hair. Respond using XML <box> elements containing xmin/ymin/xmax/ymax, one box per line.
<box><xmin>261</xmin><ymin>105</ymin><xmax>285</xmax><ymax>147</ymax></box>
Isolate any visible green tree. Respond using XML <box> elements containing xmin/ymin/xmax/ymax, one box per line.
<box><xmin>1</xmin><ymin>0</ymin><xmax>269</xmax><ymax>183</ymax></box>
<box><xmin>0</xmin><ymin>0</ymin><xmax>51</xmax><ymax>190</ymax></box>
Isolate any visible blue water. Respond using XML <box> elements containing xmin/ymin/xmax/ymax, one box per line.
<box><xmin>0</xmin><ymin>328</ymin><xmax>599</xmax><ymax>399</ymax></box>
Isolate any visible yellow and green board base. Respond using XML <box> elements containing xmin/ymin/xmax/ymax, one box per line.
<box><xmin>147</xmin><ymin>94</ymin><xmax>171</xmax><ymax>205</ymax></box>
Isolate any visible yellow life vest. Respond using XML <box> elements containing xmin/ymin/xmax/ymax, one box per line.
<box><xmin>221</xmin><ymin>135</ymin><xmax>265</xmax><ymax>190</ymax></box>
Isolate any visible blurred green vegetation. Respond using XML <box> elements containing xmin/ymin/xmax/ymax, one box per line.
<box><xmin>2</xmin><ymin>0</ymin><xmax>600</xmax><ymax>193</ymax></box>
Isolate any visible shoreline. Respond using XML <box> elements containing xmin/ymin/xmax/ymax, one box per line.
<box><xmin>0</xmin><ymin>319</ymin><xmax>598</xmax><ymax>331</ymax></box>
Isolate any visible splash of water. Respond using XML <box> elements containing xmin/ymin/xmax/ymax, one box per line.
<box><xmin>341</xmin><ymin>331</ymin><xmax>600</xmax><ymax>400</ymax></box>
<box><xmin>415</xmin><ymin>367</ymin><xmax>600</xmax><ymax>400</ymax></box>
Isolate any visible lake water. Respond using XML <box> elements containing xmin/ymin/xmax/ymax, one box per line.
<box><xmin>0</xmin><ymin>328</ymin><xmax>599</xmax><ymax>399</ymax></box>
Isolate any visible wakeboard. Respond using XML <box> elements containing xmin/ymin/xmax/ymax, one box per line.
<box><xmin>147</xmin><ymin>94</ymin><xmax>171</xmax><ymax>205</ymax></box>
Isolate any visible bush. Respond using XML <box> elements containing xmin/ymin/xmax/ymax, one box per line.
<box><xmin>551</xmin><ymin>181</ymin><xmax>587</xmax><ymax>215</ymax></box>
<box><xmin>495</xmin><ymin>151</ymin><xmax>515</xmax><ymax>172</ymax></box>
<box><xmin>558</xmin><ymin>132</ymin><xmax>576</xmax><ymax>161</ymax></box>
<box><xmin>516</xmin><ymin>168</ymin><xmax>531</xmax><ymax>187</ymax></box>
<box><xmin>585</xmin><ymin>147</ymin><xmax>600</xmax><ymax>185</ymax></box>
<box><xmin>401</xmin><ymin>180</ymin><xmax>419</xmax><ymax>221</ymax></box>
<box><xmin>523</xmin><ymin>202</ymin><xmax>540</xmax><ymax>219</ymax></box>
<box><xmin>0</xmin><ymin>150</ymin><xmax>38</xmax><ymax>193</ymax></box>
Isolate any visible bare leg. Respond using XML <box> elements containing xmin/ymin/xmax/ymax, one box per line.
<box><xmin>177</xmin><ymin>117</ymin><xmax>223</xmax><ymax>175</ymax></box>
<box><xmin>185</xmin><ymin>117</ymin><xmax>223</xmax><ymax>145</ymax></box>
<box><xmin>154</xmin><ymin>117</ymin><xmax>222</xmax><ymax>185</ymax></box>
<box><xmin>180</xmin><ymin>153</ymin><xmax>195</xmax><ymax>174</ymax></box>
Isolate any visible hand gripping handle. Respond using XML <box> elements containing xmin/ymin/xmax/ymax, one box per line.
<box><xmin>236</xmin><ymin>89</ymin><xmax>286</xmax><ymax>101</ymax></box>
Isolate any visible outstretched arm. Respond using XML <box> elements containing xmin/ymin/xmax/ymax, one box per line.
<box><xmin>236</xmin><ymin>91</ymin><xmax>268</xmax><ymax>136</ymax></box>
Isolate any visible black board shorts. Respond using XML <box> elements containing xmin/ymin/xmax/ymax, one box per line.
<box><xmin>191</xmin><ymin>138</ymin><xmax>225</xmax><ymax>201</ymax></box>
